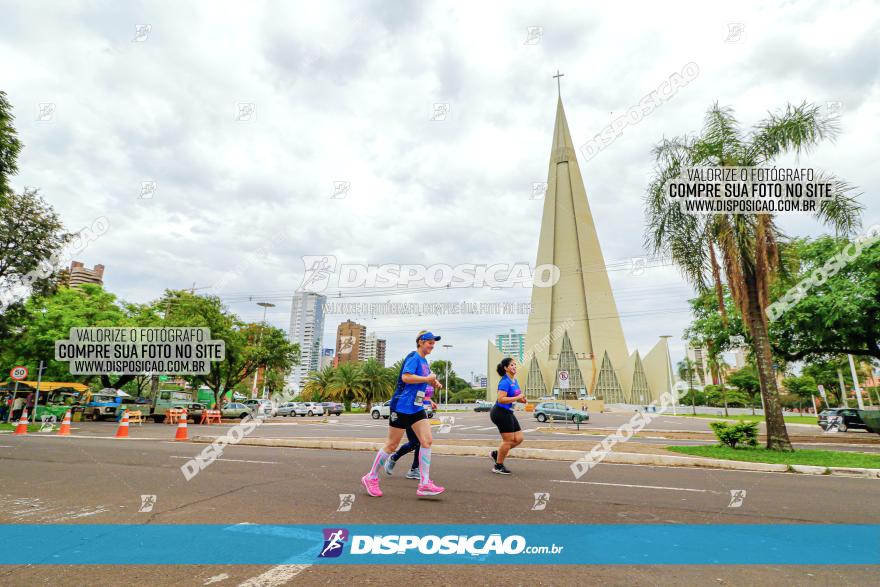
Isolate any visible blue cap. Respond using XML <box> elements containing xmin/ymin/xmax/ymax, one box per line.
<box><xmin>418</xmin><ymin>331</ymin><xmax>441</xmax><ymax>341</ymax></box>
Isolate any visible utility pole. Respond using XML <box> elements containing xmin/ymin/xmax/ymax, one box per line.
<box><xmin>848</xmin><ymin>354</ymin><xmax>865</xmax><ymax>410</ymax></box>
<box><xmin>442</xmin><ymin>344</ymin><xmax>453</xmax><ymax>410</ymax></box>
<box><xmin>31</xmin><ymin>360</ymin><xmax>45</xmax><ymax>423</ymax></box>
<box><xmin>254</xmin><ymin>302</ymin><xmax>275</xmax><ymax>399</ymax></box>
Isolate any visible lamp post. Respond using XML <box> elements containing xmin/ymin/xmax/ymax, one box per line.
<box><xmin>442</xmin><ymin>344</ymin><xmax>453</xmax><ymax>410</ymax></box>
<box><xmin>253</xmin><ymin>302</ymin><xmax>275</xmax><ymax>399</ymax></box>
<box><xmin>660</xmin><ymin>336</ymin><xmax>676</xmax><ymax>416</ymax></box>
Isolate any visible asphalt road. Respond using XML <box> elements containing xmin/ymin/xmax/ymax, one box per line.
<box><xmin>2</xmin><ymin>429</ymin><xmax>880</xmax><ymax>585</ymax></box>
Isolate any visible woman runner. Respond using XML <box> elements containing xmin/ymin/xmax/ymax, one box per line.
<box><xmin>362</xmin><ymin>331</ymin><xmax>445</xmax><ymax>497</ymax></box>
<box><xmin>489</xmin><ymin>357</ymin><xmax>527</xmax><ymax>474</ymax></box>
<box><xmin>384</xmin><ymin>382</ymin><xmax>436</xmax><ymax>479</ymax></box>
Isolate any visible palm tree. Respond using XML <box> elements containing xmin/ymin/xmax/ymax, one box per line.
<box><xmin>359</xmin><ymin>358</ymin><xmax>394</xmax><ymax>412</ymax></box>
<box><xmin>302</xmin><ymin>366</ymin><xmax>335</xmax><ymax>402</ymax></box>
<box><xmin>327</xmin><ymin>363</ymin><xmax>365</xmax><ymax>411</ymax></box>
<box><xmin>646</xmin><ymin>102</ymin><xmax>862</xmax><ymax>451</ymax></box>
<box><xmin>707</xmin><ymin>352</ymin><xmax>730</xmax><ymax>417</ymax></box>
<box><xmin>677</xmin><ymin>358</ymin><xmax>699</xmax><ymax>415</ymax></box>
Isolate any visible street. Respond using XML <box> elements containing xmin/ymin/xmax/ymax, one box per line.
<box><xmin>2</xmin><ymin>415</ymin><xmax>879</xmax><ymax>585</ymax></box>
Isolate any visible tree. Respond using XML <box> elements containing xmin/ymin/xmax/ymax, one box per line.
<box><xmin>707</xmin><ymin>353</ymin><xmax>730</xmax><ymax>416</ymax></box>
<box><xmin>728</xmin><ymin>366</ymin><xmax>761</xmax><ymax>414</ymax></box>
<box><xmin>677</xmin><ymin>358</ymin><xmax>700</xmax><ymax>415</ymax></box>
<box><xmin>770</xmin><ymin>236</ymin><xmax>880</xmax><ymax>362</ymax></box>
<box><xmin>303</xmin><ymin>366</ymin><xmax>335</xmax><ymax>403</ymax></box>
<box><xmin>0</xmin><ymin>90</ymin><xmax>24</xmax><ymax>201</ymax></box>
<box><xmin>0</xmin><ymin>284</ymin><xmax>159</xmax><ymax>389</ymax></box>
<box><xmin>359</xmin><ymin>359</ymin><xmax>394</xmax><ymax>411</ymax></box>
<box><xmin>646</xmin><ymin>102</ymin><xmax>862</xmax><ymax>451</ymax></box>
<box><xmin>327</xmin><ymin>362</ymin><xmax>365</xmax><ymax>411</ymax></box>
<box><xmin>162</xmin><ymin>291</ymin><xmax>298</xmax><ymax>408</ymax></box>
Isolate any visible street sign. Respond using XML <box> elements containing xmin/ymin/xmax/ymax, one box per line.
<box><xmin>159</xmin><ymin>375</ymin><xmax>169</xmax><ymax>382</ymax></box>
<box><xmin>10</xmin><ymin>366</ymin><xmax>28</xmax><ymax>380</ymax></box>
<box><xmin>558</xmin><ymin>370</ymin><xmax>569</xmax><ymax>389</ymax></box>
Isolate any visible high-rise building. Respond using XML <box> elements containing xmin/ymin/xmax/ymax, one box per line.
<box><xmin>336</xmin><ymin>320</ymin><xmax>366</xmax><ymax>365</ymax></box>
<box><xmin>287</xmin><ymin>292</ymin><xmax>326</xmax><ymax>392</ymax></box>
<box><xmin>686</xmin><ymin>344</ymin><xmax>715</xmax><ymax>387</ymax></box>
<box><xmin>362</xmin><ymin>332</ymin><xmax>387</xmax><ymax>366</ymax></box>
<box><xmin>319</xmin><ymin>348</ymin><xmax>335</xmax><ymax>370</ymax></box>
<box><xmin>487</xmin><ymin>91</ymin><xmax>669</xmax><ymax>404</ymax></box>
<box><xmin>68</xmin><ymin>261</ymin><xmax>105</xmax><ymax>287</ymax></box>
<box><xmin>495</xmin><ymin>329</ymin><xmax>525</xmax><ymax>362</ymax></box>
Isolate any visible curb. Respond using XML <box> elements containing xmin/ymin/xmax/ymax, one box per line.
<box><xmin>189</xmin><ymin>435</ymin><xmax>880</xmax><ymax>478</ymax></box>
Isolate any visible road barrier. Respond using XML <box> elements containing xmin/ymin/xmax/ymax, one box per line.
<box><xmin>200</xmin><ymin>410</ymin><xmax>222</xmax><ymax>424</ymax></box>
<box><xmin>175</xmin><ymin>411</ymin><xmax>188</xmax><ymax>441</ymax></box>
<box><xmin>57</xmin><ymin>410</ymin><xmax>71</xmax><ymax>436</ymax></box>
<box><xmin>115</xmin><ymin>411</ymin><xmax>130</xmax><ymax>438</ymax></box>
<box><xmin>14</xmin><ymin>410</ymin><xmax>28</xmax><ymax>435</ymax></box>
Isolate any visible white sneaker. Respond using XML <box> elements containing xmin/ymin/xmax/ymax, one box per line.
<box><xmin>405</xmin><ymin>468</ymin><xmax>420</xmax><ymax>480</ymax></box>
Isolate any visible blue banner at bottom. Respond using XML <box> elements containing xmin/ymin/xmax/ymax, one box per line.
<box><xmin>1</xmin><ymin>524</ymin><xmax>878</xmax><ymax>565</ymax></box>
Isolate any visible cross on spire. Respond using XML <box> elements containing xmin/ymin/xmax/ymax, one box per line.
<box><xmin>553</xmin><ymin>70</ymin><xmax>564</xmax><ymax>97</ymax></box>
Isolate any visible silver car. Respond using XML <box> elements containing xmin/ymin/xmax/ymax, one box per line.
<box><xmin>296</xmin><ymin>402</ymin><xmax>324</xmax><ymax>417</ymax></box>
<box><xmin>221</xmin><ymin>402</ymin><xmax>253</xmax><ymax>419</ymax></box>
<box><xmin>277</xmin><ymin>402</ymin><xmax>299</xmax><ymax>417</ymax></box>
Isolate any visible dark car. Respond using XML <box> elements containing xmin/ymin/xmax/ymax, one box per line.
<box><xmin>320</xmin><ymin>402</ymin><xmax>343</xmax><ymax>416</ymax></box>
<box><xmin>474</xmin><ymin>400</ymin><xmax>492</xmax><ymax>412</ymax></box>
<box><xmin>818</xmin><ymin>408</ymin><xmax>867</xmax><ymax>432</ymax></box>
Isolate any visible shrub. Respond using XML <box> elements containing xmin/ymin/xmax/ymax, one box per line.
<box><xmin>710</xmin><ymin>421</ymin><xmax>759</xmax><ymax>449</ymax></box>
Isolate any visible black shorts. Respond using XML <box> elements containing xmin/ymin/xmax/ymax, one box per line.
<box><xmin>389</xmin><ymin>409</ymin><xmax>428</xmax><ymax>429</ymax></box>
<box><xmin>490</xmin><ymin>405</ymin><xmax>521</xmax><ymax>434</ymax></box>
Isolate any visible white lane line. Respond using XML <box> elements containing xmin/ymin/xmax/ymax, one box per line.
<box><xmin>522</xmin><ymin>428</ymin><xmax>538</xmax><ymax>433</ymax></box>
<box><xmin>203</xmin><ymin>573</ymin><xmax>229</xmax><ymax>585</ymax></box>
<box><xmin>477</xmin><ymin>426</ymin><xmax>497</xmax><ymax>431</ymax></box>
<box><xmin>457</xmin><ymin>426</ymin><xmax>483</xmax><ymax>430</ymax></box>
<box><xmin>238</xmin><ymin>564</ymin><xmax>311</xmax><ymax>586</ymax></box>
<box><xmin>551</xmin><ymin>479</ymin><xmax>716</xmax><ymax>493</ymax></box>
<box><xmin>169</xmin><ymin>456</ymin><xmax>278</xmax><ymax>465</ymax></box>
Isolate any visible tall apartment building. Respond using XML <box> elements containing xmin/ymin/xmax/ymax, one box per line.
<box><xmin>336</xmin><ymin>319</ymin><xmax>366</xmax><ymax>365</ymax></box>
<box><xmin>495</xmin><ymin>329</ymin><xmax>525</xmax><ymax>362</ymax></box>
<box><xmin>319</xmin><ymin>348</ymin><xmax>335</xmax><ymax>370</ymax></box>
<box><xmin>287</xmin><ymin>292</ymin><xmax>326</xmax><ymax>392</ymax></box>
<box><xmin>68</xmin><ymin>261</ymin><xmax>105</xmax><ymax>287</ymax></box>
<box><xmin>362</xmin><ymin>332</ymin><xmax>387</xmax><ymax>366</ymax></box>
<box><xmin>686</xmin><ymin>344</ymin><xmax>715</xmax><ymax>387</ymax></box>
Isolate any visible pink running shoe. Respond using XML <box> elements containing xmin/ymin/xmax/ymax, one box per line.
<box><xmin>416</xmin><ymin>481</ymin><xmax>445</xmax><ymax>496</ymax></box>
<box><xmin>361</xmin><ymin>474</ymin><xmax>382</xmax><ymax>497</ymax></box>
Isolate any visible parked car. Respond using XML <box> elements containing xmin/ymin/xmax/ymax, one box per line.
<box><xmin>320</xmin><ymin>402</ymin><xmax>343</xmax><ymax>416</ymax></box>
<box><xmin>221</xmin><ymin>402</ymin><xmax>253</xmax><ymax>419</ymax></box>
<box><xmin>474</xmin><ymin>400</ymin><xmax>492</xmax><ymax>412</ymax></box>
<box><xmin>297</xmin><ymin>402</ymin><xmax>325</xmax><ymax>417</ymax></box>
<box><xmin>277</xmin><ymin>402</ymin><xmax>299</xmax><ymax>417</ymax></box>
<box><xmin>818</xmin><ymin>408</ymin><xmax>867</xmax><ymax>432</ymax></box>
<box><xmin>243</xmin><ymin>399</ymin><xmax>277</xmax><ymax>417</ymax></box>
<box><xmin>371</xmin><ymin>400</ymin><xmax>391</xmax><ymax>419</ymax></box>
<box><xmin>185</xmin><ymin>403</ymin><xmax>207</xmax><ymax>423</ymax></box>
<box><xmin>533</xmin><ymin>402</ymin><xmax>589</xmax><ymax>423</ymax></box>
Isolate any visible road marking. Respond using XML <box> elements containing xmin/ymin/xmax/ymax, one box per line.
<box><xmin>169</xmin><ymin>456</ymin><xmax>278</xmax><ymax>465</ymax></box>
<box><xmin>551</xmin><ymin>479</ymin><xmax>716</xmax><ymax>493</ymax></box>
<box><xmin>478</xmin><ymin>427</ymin><xmax>497</xmax><ymax>431</ymax></box>
<box><xmin>522</xmin><ymin>428</ymin><xmax>538</xmax><ymax>433</ymax></box>
<box><xmin>458</xmin><ymin>426</ymin><xmax>483</xmax><ymax>430</ymax></box>
<box><xmin>238</xmin><ymin>564</ymin><xmax>311</xmax><ymax>586</ymax></box>
<box><xmin>204</xmin><ymin>573</ymin><xmax>229</xmax><ymax>585</ymax></box>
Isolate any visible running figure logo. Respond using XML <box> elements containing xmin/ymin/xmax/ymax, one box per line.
<box><xmin>319</xmin><ymin>528</ymin><xmax>349</xmax><ymax>558</ymax></box>
<box><xmin>39</xmin><ymin>415</ymin><xmax>57</xmax><ymax>432</ymax></box>
<box><xmin>337</xmin><ymin>494</ymin><xmax>355</xmax><ymax>512</ymax></box>
<box><xmin>139</xmin><ymin>494</ymin><xmax>157</xmax><ymax>512</ymax></box>
<box><xmin>727</xmin><ymin>489</ymin><xmax>747</xmax><ymax>508</ymax></box>
<box><xmin>438</xmin><ymin>416</ymin><xmax>454</xmax><ymax>433</ymax></box>
<box><xmin>298</xmin><ymin>255</ymin><xmax>337</xmax><ymax>293</ymax></box>
<box><xmin>532</xmin><ymin>492</ymin><xmax>550</xmax><ymax>511</ymax></box>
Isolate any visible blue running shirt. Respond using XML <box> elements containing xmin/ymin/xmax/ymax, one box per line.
<box><xmin>389</xmin><ymin>352</ymin><xmax>430</xmax><ymax>415</ymax></box>
<box><xmin>495</xmin><ymin>375</ymin><xmax>521</xmax><ymax>411</ymax></box>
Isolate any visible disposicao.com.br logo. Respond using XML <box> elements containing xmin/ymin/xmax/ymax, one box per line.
<box><xmin>319</xmin><ymin>529</ymin><xmax>563</xmax><ymax>558</ymax></box>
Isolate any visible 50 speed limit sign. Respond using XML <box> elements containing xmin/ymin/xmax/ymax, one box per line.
<box><xmin>10</xmin><ymin>366</ymin><xmax>28</xmax><ymax>380</ymax></box>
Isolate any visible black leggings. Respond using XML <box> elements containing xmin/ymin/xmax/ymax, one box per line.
<box><xmin>392</xmin><ymin>426</ymin><xmax>420</xmax><ymax>469</ymax></box>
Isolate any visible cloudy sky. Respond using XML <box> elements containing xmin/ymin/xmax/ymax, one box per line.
<box><xmin>2</xmin><ymin>0</ymin><xmax>878</xmax><ymax>380</ymax></box>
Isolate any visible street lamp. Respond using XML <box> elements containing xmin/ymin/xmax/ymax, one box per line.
<box><xmin>660</xmin><ymin>336</ymin><xmax>676</xmax><ymax>416</ymax></box>
<box><xmin>442</xmin><ymin>344</ymin><xmax>453</xmax><ymax>410</ymax></box>
<box><xmin>253</xmin><ymin>302</ymin><xmax>276</xmax><ymax>399</ymax></box>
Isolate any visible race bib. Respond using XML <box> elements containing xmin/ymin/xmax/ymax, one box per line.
<box><xmin>415</xmin><ymin>390</ymin><xmax>426</xmax><ymax>406</ymax></box>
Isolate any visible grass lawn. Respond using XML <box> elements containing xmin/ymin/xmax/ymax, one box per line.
<box><xmin>672</xmin><ymin>413</ymin><xmax>819</xmax><ymax>425</ymax></box>
<box><xmin>667</xmin><ymin>445</ymin><xmax>880</xmax><ymax>469</ymax></box>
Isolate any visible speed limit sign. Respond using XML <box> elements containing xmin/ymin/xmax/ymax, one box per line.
<box><xmin>10</xmin><ymin>366</ymin><xmax>28</xmax><ymax>380</ymax></box>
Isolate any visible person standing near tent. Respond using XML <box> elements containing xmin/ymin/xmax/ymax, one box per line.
<box><xmin>362</xmin><ymin>330</ymin><xmax>445</xmax><ymax>497</ymax></box>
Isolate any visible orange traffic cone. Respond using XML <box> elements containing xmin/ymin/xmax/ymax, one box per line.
<box><xmin>115</xmin><ymin>411</ymin><xmax>130</xmax><ymax>438</ymax></box>
<box><xmin>174</xmin><ymin>412</ymin><xmax>188</xmax><ymax>441</ymax></box>
<box><xmin>13</xmin><ymin>410</ymin><xmax>29</xmax><ymax>435</ymax></box>
<box><xmin>57</xmin><ymin>410</ymin><xmax>72</xmax><ymax>436</ymax></box>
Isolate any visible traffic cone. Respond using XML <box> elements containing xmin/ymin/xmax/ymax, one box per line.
<box><xmin>57</xmin><ymin>410</ymin><xmax>72</xmax><ymax>436</ymax></box>
<box><xmin>13</xmin><ymin>410</ymin><xmax>28</xmax><ymax>435</ymax></box>
<box><xmin>115</xmin><ymin>411</ymin><xmax>130</xmax><ymax>438</ymax></box>
<box><xmin>174</xmin><ymin>410</ymin><xmax>188</xmax><ymax>441</ymax></box>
